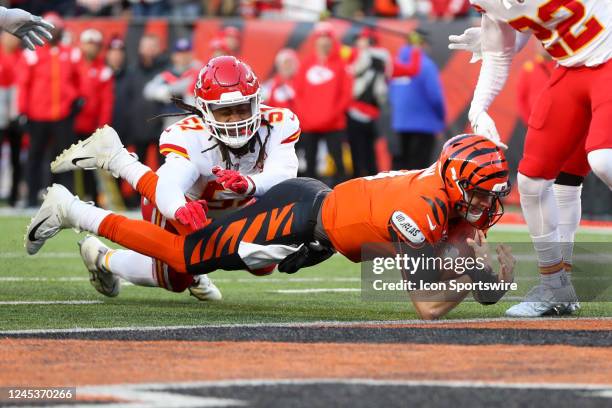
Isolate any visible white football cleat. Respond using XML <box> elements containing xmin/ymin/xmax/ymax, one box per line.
<box><xmin>78</xmin><ymin>235</ymin><xmax>120</xmax><ymax>297</ymax></box>
<box><xmin>189</xmin><ymin>275</ymin><xmax>222</xmax><ymax>301</ymax></box>
<box><xmin>51</xmin><ymin>125</ymin><xmax>136</xmax><ymax>177</ymax></box>
<box><xmin>25</xmin><ymin>184</ymin><xmax>77</xmax><ymax>255</ymax></box>
<box><xmin>505</xmin><ymin>282</ymin><xmax>578</xmax><ymax>317</ymax></box>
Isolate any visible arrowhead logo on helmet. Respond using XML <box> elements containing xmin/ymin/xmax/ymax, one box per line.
<box><xmin>194</xmin><ymin>56</ymin><xmax>262</xmax><ymax>149</ymax></box>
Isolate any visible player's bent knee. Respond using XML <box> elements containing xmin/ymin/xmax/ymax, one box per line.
<box><xmin>517</xmin><ymin>173</ymin><xmax>553</xmax><ymax>197</ymax></box>
<box><xmin>587</xmin><ymin>149</ymin><xmax>612</xmax><ymax>189</ymax></box>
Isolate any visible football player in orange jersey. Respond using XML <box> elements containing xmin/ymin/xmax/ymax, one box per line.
<box><xmin>28</xmin><ymin>133</ymin><xmax>516</xmax><ymax>319</ymax></box>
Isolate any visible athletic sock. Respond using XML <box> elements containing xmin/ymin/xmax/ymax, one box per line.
<box><xmin>106</xmin><ymin>249</ymin><xmax>157</xmax><ymax>287</ymax></box>
<box><xmin>66</xmin><ymin>199</ymin><xmax>111</xmax><ymax>234</ymax></box>
<box><xmin>553</xmin><ymin>183</ymin><xmax>581</xmax><ymax>266</ymax></box>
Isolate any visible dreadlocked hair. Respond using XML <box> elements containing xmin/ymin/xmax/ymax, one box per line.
<box><xmin>148</xmin><ymin>97</ymin><xmax>202</xmax><ymax>122</ymax></box>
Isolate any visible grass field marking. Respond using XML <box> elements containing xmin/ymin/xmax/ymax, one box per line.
<box><xmin>271</xmin><ymin>288</ymin><xmax>360</xmax><ymax>294</ymax></box>
<box><xmin>2</xmin><ymin>316</ymin><xmax>611</xmax><ymax>335</ymax></box>
<box><xmin>0</xmin><ymin>300</ymin><xmax>103</xmax><ymax>305</ymax></box>
<box><xmin>0</xmin><ymin>277</ymin><xmax>88</xmax><ymax>282</ymax></box>
<box><xmin>0</xmin><ymin>252</ymin><xmax>80</xmax><ymax>258</ymax></box>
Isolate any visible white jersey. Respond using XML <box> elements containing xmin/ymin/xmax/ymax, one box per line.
<box><xmin>155</xmin><ymin>105</ymin><xmax>300</xmax><ymax>219</ymax></box>
<box><xmin>471</xmin><ymin>0</ymin><xmax>612</xmax><ymax>67</ymax></box>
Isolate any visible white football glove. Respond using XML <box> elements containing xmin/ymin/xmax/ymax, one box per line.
<box><xmin>469</xmin><ymin>109</ymin><xmax>508</xmax><ymax>150</ymax></box>
<box><xmin>448</xmin><ymin>27</ymin><xmax>483</xmax><ymax>63</ymax></box>
<box><xmin>0</xmin><ymin>7</ymin><xmax>54</xmax><ymax>50</ymax></box>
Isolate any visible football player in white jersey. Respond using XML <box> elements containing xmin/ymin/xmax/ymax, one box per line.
<box><xmin>56</xmin><ymin>56</ymin><xmax>301</xmax><ymax>301</ymax></box>
<box><xmin>449</xmin><ymin>0</ymin><xmax>612</xmax><ymax>317</ymax></box>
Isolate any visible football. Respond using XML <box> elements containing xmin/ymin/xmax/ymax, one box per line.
<box><xmin>436</xmin><ymin>219</ymin><xmax>478</xmax><ymax>279</ymax></box>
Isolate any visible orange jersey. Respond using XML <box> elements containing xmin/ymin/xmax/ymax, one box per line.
<box><xmin>321</xmin><ymin>167</ymin><xmax>450</xmax><ymax>262</ymax></box>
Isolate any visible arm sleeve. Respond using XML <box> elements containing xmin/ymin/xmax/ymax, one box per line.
<box><xmin>248</xmin><ymin>113</ymin><xmax>300</xmax><ymax>196</ymax></box>
<box><xmin>154</xmin><ymin>154</ymin><xmax>200</xmax><ymax>220</ymax></box>
<box><xmin>469</xmin><ymin>14</ymin><xmax>516</xmax><ymax>120</ymax></box>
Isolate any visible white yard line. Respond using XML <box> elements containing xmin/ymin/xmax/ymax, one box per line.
<box><xmin>1</xmin><ymin>316</ymin><xmax>610</xmax><ymax>335</ymax></box>
<box><xmin>271</xmin><ymin>288</ymin><xmax>360</xmax><ymax>294</ymax></box>
<box><xmin>0</xmin><ymin>300</ymin><xmax>103</xmax><ymax>305</ymax></box>
<box><xmin>0</xmin><ymin>252</ymin><xmax>80</xmax><ymax>258</ymax></box>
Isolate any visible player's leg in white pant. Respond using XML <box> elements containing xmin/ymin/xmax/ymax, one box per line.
<box><xmin>587</xmin><ymin>149</ymin><xmax>612</xmax><ymax>190</ymax></box>
<box><xmin>104</xmin><ymin>248</ymin><xmax>222</xmax><ymax>301</ymax></box>
<box><xmin>107</xmin><ymin>249</ymin><xmax>157</xmax><ymax>287</ymax></box>
<box><xmin>506</xmin><ymin>173</ymin><xmax>577</xmax><ymax>317</ymax></box>
<box><xmin>553</xmin><ymin>173</ymin><xmax>584</xmax><ymax>313</ymax></box>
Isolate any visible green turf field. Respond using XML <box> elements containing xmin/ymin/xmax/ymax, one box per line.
<box><xmin>1</xmin><ymin>215</ymin><xmax>611</xmax><ymax>330</ymax></box>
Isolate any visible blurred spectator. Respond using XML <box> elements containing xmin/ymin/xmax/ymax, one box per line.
<box><xmin>169</xmin><ymin>0</ymin><xmax>204</xmax><ymax>17</ymax></box>
<box><xmin>125</xmin><ymin>33</ymin><xmax>166</xmax><ymax>168</ymax></box>
<box><xmin>209</xmin><ymin>36</ymin><xmax>231</xmax><ymax>58</ymax></box>
<box><xmin>262</xmin><ymin>48</ymin><xmax>298</xmax><ymax>110</ymax></box>
<box><xmin>395</xmin><ymin>0</ymin><xmax>431</xmax><ymax>17</ymax></box>
<box><xmin>143</xmin><ymin>37</ymin><xmax>200</xmax><ymax>129</ymax></box>
<box><xmin>16</xmin><ymin>12</ymin><xmax>80</xmax><ymax>207</ymax></box>
<box><xmin>73</xmin><ymin>28</ymin><xmax>114</xmax><ymax>203</ymax></box>
<box><xmin>221</xmin><ymin>25</ymin><xmax>241</xmax><ymax>56</ymax></box>
<box><xmin>0</xmin><ymin>31</ymin><xmax>23</xmax><ymax>206</ymax></box>
<box><xmin>346</xmin><ymin>27</ymin><xmax>388</xmax><ymax>177</ymax></box>
<box><xmin>76</xmin><ymin>0</ymin><xmax>124</xmax><ymax>16</ymax></box>
<box><xmin>128</xmin><ymin>0</ymin><xmax>168</xmax><ymax>16</ymax></box>
<box><xmin>294</xmin><ymin>22</ymin><xmax>352</xmax><ymax>185</ymax></box>
<box><xmin>9</xmin><ymin>1</ymin><xmax>78</xmax><ymax>16</ymax></box>
<box><xmin>281</xmin><ymin>0</ymin><xmax>326</xmax><ymax>21</ymax></box>
<box><xmin>206</xmin><ymin>0</ymin><xmax>238</xmax><ymax>16</ymax></box>
<box><xmin>516</xmin><ymin>49</ymin><xmax>554</xmax><ymax>125</ymax></box>
<box><xmin>106</xmin><ymin>36</ymin><xmax>131</xmax><ymax>141</ymax></box>
<box><xmin>373</xmin><ymin>0</ymin><xmax>398</xmax><ymax>17</ymax></box>
<box><xmin>389</xmin><ymin>39</ymin><xmax>445</xmax><ymax>170</ymax></box>
<box><xmin>336</xmin><ymin>0</ymin><xmax>368</xmax><ymax>18</ymax></box>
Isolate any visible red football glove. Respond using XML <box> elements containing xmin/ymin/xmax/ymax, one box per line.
<box><xmin>212</xmin><ymin>166</ymin><xmax>251</xmax><ymax>195</ymax></box>
<box><xmin>174</xmin><ymin>200</ymin><xmax>209</xmax><ymax>232</ymax></box>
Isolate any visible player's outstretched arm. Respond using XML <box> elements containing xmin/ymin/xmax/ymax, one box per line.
<box><xmin>449</xmin><ymin>27</ymin><xmax>531</xmax><ymax>63</ymax></box>
<box><xmin>409</xmin><ymin>273</ymin><xmax>473</xmax><ymax>320</ymax></box>
<box><xmin>0</xmin><ymin>7</ymin><xmax>54</xmax><ymax>50</ymax></box>
<box><xmin>468</xmin><ymin>14</ymin><xmax>515</xmax><ymax>149</ymax></box>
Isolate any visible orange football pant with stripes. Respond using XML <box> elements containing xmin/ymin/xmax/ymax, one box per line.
<box><xmin>98</xmin><ymin>171</ymin><xmax>330</xmax><ymax>274</ymax></box>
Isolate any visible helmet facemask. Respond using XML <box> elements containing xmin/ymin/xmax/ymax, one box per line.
<box><xmin>455</xmin><ymin>179</ymin><xmax>510</xmax><ymax>230</ymax></box>
<box><xmin>196</xmin><ymin>91</ymin><xmax>261</xmax><ymax>149</ymax></box>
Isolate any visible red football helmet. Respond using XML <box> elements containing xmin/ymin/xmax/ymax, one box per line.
<box><xmin>194</xmin><ymin>56</ymin><xmax>261</xmax><ymax>148</ymax></box>
<box><xmin>438</xmin><ymin>134</ymin><xmax>511</xmax><ymax>229</ymax></box>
